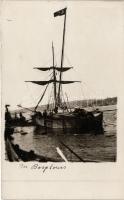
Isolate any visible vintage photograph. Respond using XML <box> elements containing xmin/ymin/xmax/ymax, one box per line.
<box><xmin>3</xmin><ymin>1</ymin><xmax>118</xmax><ymax>162</ymax></box>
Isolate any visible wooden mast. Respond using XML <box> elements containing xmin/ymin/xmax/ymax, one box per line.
<box><xmin>57</xmin><ymin>7</ymin><xmax>67</xmax><ymax>106</ymax></box>
<box><xmin>52</xmin><ymin>42</ymin><xmax>57</xmax><ymax>108</ymax></box>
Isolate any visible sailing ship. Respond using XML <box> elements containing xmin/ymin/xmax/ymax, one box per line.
<box><xmin>26</xmin><ymin>8</ymin><xmax>103</xmax><ymax>133</ymax></box>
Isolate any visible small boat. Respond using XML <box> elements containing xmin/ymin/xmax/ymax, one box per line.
<box><xmin>25</xmin><ymin>8</ymin><xmax>103</xmax><ymax>133</ymax></box>
<box><xmin>5</xmin><ymin>127</ymin><xmax>62</xmax><ymax>162</ymax></box>
<box><xmin>6</xmin><ymin>139</ymin><xmax>62</xmax><ymax>162</ymax></box>
<box><xmin>5</xmin><ymin>138</ymin><xmax>20</xmax><ymax>161</ymax></box>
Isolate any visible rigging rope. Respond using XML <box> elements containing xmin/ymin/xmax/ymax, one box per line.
<box><xmin>61</xmin><ymin>89</ymin><xmax>69</xmax><ymax>111</ymax></box>
<box><xmin>35</xmin><ymin>83</ymin><xmax>49</xmax><ymax>111</ymax></box>
<box><xmin>47</xmin><ymin>84</ymin><xmax>54</xmax><ymax>111</ymax></box>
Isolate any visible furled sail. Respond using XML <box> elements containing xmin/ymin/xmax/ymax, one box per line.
<box><xmin>34</xmin><ymin>67</ymin><xmax>50</xmax><ymax>71</ymax></box>
<box><xmin>25</xmin><ymin>81</ymin><xmax>51</xmax><ymax>85</ymax></box>
<box><xmin>59</xmin><ymin>81</ymin><xmax>80</xmax><ymax>84</ymax></box>
<box><xmin>25</xmin><ymin>80</ymin><xmax>80</xmax><ymax>86</ymax></box>
<box><xmin>55</xmin><ymin>67</ymin><xmax>72</xmax><ymax>72</ymax></box>
<box><xmin>34</xmin><ymin>67</ymin><xmax>72</xmax><ymax>72</ymax></box>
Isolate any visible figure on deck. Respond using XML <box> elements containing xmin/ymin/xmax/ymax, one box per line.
<box><xmin>43</xmin><ymin>110</ymin><xmax>47</xmax><ymax>118</ymax></box>
<box><xmin>49</xmin><ymin>110</ymin><xmax>53</xmax><ymax>117</ymax></box>
<box><xmin>43</xmin><ymin>110</ymin><xmax>47</xmax><ymax>128</ymax></box>
<box><xmin>19</xmin><ymin>112</ymin><xmax>26</xmax><ymax>123</ymax></box>
<box><xmin>15</xmin><ymin>113</ymin><xmax>18</xmax><ymax>119</ymax></box>
<box><xmin>54</xmin><ymin>106</ymin><xmax>58</xmax><ymax>113</ymax></box>
<box><xmin>5</xmin><ymin>105</ymin><xmax>12</xmax><ymax>125</ymax></box>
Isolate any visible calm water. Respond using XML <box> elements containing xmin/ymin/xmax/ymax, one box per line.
<box><xmin>12</xmin><ymin>105</ymin><xmax>117</xmax><ymax>162</ymax></box>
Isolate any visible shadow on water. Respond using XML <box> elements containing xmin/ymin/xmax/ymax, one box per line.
<box><xmin>33</xmin><ymin>125</ymin><xmax>104</xmax><ymax>136</ymax></box>
<box><xmin>6</xmin><ymin>124</ymin><xmax>116</xmax><ymax>162</ymax></box>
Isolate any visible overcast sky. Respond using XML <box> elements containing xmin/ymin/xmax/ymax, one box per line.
<box><xmin>1</xmin><ymin>1</ymin><xmax>124</xmax><ymax>110</ymax></box>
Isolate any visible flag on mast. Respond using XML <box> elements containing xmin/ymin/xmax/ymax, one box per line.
<box><xmin>54</xmin><ymin>8</ymin><xmax>66</xmax><ymax>17</ymax></box>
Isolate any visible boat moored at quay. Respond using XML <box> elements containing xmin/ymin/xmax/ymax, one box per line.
<box><xmin>25</xmin><ymin>8</ymin><xmax>103</xmax><ymax>133</ymax></box>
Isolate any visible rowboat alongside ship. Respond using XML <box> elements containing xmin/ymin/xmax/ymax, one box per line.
<box><xmin>5</xmin><ymin>127</ymin><xmax>62</xmax><ymax>162</ymax></box>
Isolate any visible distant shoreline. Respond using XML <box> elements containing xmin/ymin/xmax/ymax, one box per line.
<box><xmin>10</xmin><ymin>97</ymin><xmax>117</xmax><ymax>113</ymax></box>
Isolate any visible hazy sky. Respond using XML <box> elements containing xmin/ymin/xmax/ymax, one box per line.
<box><xmin>1</xmin><ymin>1</ymin><xmax>124</xmax><ymax>110</ymax></box>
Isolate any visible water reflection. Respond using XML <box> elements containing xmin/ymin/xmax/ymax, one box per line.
<box><xmin>13</xmin><ymin>124</ymin><xmax>116</xmax><ymax>162</ymax></box>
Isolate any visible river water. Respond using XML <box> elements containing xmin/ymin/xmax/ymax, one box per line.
<box><xmin>12</xmin><ymin>105</ymin><xmax>117</xmax><ymax>162</ymax></box>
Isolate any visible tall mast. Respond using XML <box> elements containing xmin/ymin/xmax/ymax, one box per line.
<box><xmin>26</xmin><ymin>8</ymin><xmax>80</xmax><ymax>112</ymax></box>
<box><xmin>57</xmin><ymin>7</ymin><xmax>67</xmax><ymax>105</ymax></box>
<box><xmin>52</xmin><ymin>42</ymin><xmax>57</xmax><ymax>107</ymax></box>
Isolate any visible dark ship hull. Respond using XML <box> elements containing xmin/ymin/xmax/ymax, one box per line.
<box><xmin>32</xmin><ymin>109</ymin><xmax>103</xmax><ymax>133</ymax></box>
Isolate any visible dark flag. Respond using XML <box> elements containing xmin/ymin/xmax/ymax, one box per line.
<box><xmin>54</xmin><ymin>8</ymin><xmax>66</xmax><ymax>17</ymax></box>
